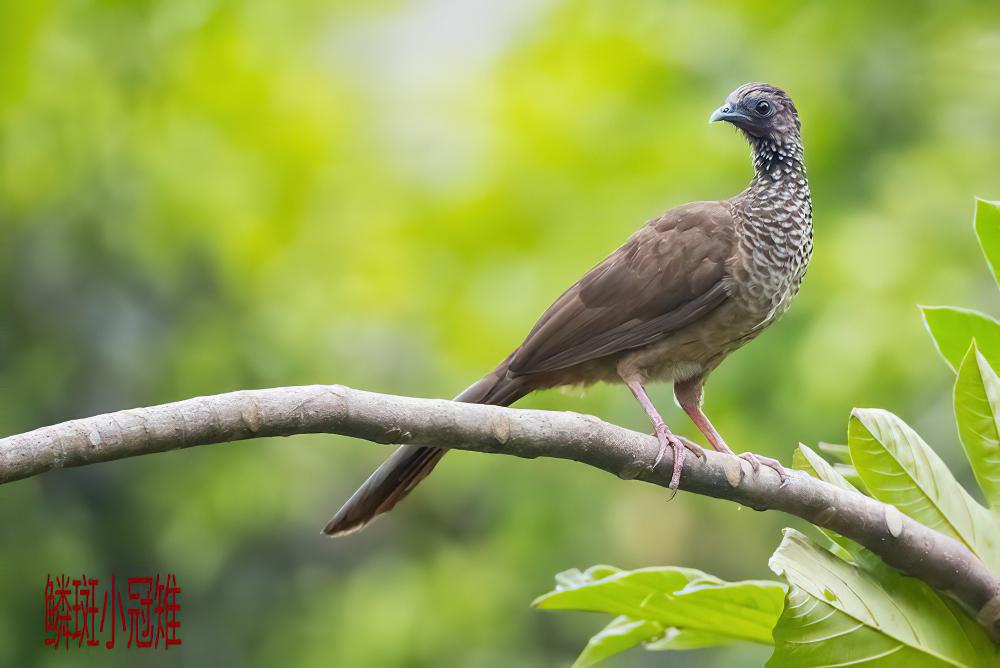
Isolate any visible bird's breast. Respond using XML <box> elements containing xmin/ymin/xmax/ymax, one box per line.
<box><xmin>730</xmin><ymin>185</ymin><xmax>812</xmax><ymax>322</ymax></box>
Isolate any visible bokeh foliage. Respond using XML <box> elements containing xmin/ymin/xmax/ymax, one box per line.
<box><xmin>1</xmin><ymin>0</ymin><xmax>999</xmax><ymax>666</ymax></box>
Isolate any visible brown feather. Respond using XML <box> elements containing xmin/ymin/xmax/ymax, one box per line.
<box><xmin>508</xmin><ymin>201</ymin><xmax>735</xmax><ymax>376</ymax></box>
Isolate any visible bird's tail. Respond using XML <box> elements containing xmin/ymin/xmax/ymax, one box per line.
<box><xmin>322</xmin><ymin>357</ymin><xmax>528</xmax><ymax>537</ymax></box>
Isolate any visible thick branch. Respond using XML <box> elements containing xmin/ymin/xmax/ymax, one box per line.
<box><xmin>1</xmin><ymin>384</ymin><xmax>998</xmax><ymax>639</ymax></box>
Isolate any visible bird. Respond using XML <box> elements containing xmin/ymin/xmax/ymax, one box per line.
<box><xmin>324</xmin><ymin>82</ymin><xmax>812</xmax><ymax>537</ymax></box>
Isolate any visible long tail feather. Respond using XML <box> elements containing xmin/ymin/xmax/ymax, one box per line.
<box><xmin>322</xmin><ymin>360</ymin><xmax>527</xmax><ymax>537</ymax></box>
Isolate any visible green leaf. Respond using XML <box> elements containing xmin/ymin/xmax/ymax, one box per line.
<box><xmin>572</xmin><ymin>616</ymin><xmax>664</xmax><ymax>668</ymax></box>
<box><xmin>817</xmin><ymin>441</ymin><xmax>851</xmax><ymax>464</ymax></box>
<box><xmin>793</xmin><ymin>444</ymin><xmax>865</xmax><ymax>558</ymax></box>
<box><xmin>921</xmin><ymin>306</ymin><xmax>1000</xmax><ymax>372</ymax></box>
<box><xmin>571</xmin><ymin>616</ymin><xmax>741</xmax><ymax>667</ymax></box>
<box><xmin>794</xmin><ymin>444</ymin><xmax>858</xmax><ymax>493</ymax></box>
<box><xmin>974</xmin><ymin>198</ymin><xmax>1000</xmax><ymax>286</ymax></box>
<box><xmin>955</xmin><ymin>344</ymin><xmax>1000</xmax><ymax>509</ymax></box>
<box><xmin>771</xmin><ymin>586</ymin><xmax>918</xmax><ymax>667</ymax></box>
<box><xmin>833</xmin><ymin>462</ymin><xmax>865</xmax><ymax>488</ymax></box>
<box><xmin>848</xmin><ymin>408</ymin><xmax>1000</xmax><ymax>571</ymax></box>
<box><xmin>955</xmin><ymin>345</ymin><xmax>1000</xmax><ymax>510</ymax></box>
<box><xmin>535</xmin><ymin>564</ymin><xmax>712</xmax><ymax>611</ymax></box>
<box><xmin>767</xmin><ymin>529</ymin><xmax>997</xmax><ymax>668</ymax></box>
<box><xmin>554</xmin><ymin>565</ymin><xmax>623</xmax><ymax>589</ymax></box>
<box><xmin>534</xmin><ymin>566</ymin><xmax>785</xmax><ymax>645</ymax></box>
<box><xmin>812</xmin><ymin>443</ymin><xmax>866</xmax><ymax>487</ymax></box>
<box><xmin>644</xmin><ymin>627</ymin><xmax>737</xmax><ymax>651</ymax></box>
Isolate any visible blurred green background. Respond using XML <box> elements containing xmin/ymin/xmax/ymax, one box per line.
<box><xmin>1</xmin><ymin>0</ymin><xmax>999</xmax><ymax>666</ymax></box>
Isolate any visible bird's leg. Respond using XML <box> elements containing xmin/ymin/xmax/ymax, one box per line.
<box><xmin>620</xmin><ymin>372</ymin><xmax>705</xmax><ymax>491</ymax></box>
<box><xmin>674</xmin><ymin>378</ymin><xmax>788</xmax><ymax>485</ymax></box>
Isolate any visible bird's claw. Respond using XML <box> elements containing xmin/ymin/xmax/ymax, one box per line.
<box><xmin>649</xmin><ymin>427</ymin><xmax>708</xmax><ymax>492</ymax></box>
<box><xmin>739</xmin><ymin>452</ymin><xmax>788</xmax><ymax>486</ymax></box>
<box><xmin>677</xmin><ymin>435</ymin><xmax>708</xmax><ymax>461</ymax></box>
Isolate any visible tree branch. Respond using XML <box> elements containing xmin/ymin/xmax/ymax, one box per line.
<box><xmin>2</xmin><ymin>384</ymin><xmax>998</xmax><ymax>640</ymax></box>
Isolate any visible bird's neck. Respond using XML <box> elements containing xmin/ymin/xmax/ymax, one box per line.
<box><xmin>748</xmin><ymin>136</ymin><xmax>808</xmax><ymax>196</ymax></box>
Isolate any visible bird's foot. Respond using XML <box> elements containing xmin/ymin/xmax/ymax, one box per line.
<box><xmin>738</xmin><ymin>452</ymin><xmax>789</xmax><ymax>487</ymax></box>
<box><xmin>677</xmin><ymin>435</ymin><xmax>708</xmax><ymax>462</ymax></box>
<box><xmin>651</xmin><ymin>425</ymin><xmax>706</xmax><ymax>493</ymax></box>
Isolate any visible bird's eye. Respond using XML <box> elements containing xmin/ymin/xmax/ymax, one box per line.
<box><xmin>754</xmin><ymin>100</ymin><xmax>772</xmax><ymax>116</ymax></box>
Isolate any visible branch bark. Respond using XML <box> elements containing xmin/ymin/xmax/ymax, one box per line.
<box><xmin>2</xmin><ymin>384</ymin><xmax>998</xmax><ymax>640</ymax></box>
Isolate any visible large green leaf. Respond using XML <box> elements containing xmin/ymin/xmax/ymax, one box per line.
<box><xmin>955</xmin><ymin>345</ymin><xmax>1000</xmax><ymax>511</ymax></box>
<box><xmin>817</xmin><ymin>441</ymin><xmax>851</xmax><ymax>464</ymax></box>
<box><xmin>794</xmin><ymin>443</ymin><xmax>858</xmax><ymax>493</ymax></box>
<box><xmin>848</xmin><ymin>408</ymin><xmax>1000</xmax><ymax>571</ymax></box>
<box><xmin>535</xmin><ymin>565</ymin><xmax>711</xmax><ymax>616</ymax></box>
<box><xmin>572</xmin><ymin>616</ymin><xmax>664</xmax><ymax>668</ymax></box>
<box><xmin>771</xmin><ymin>586</ymin><xmax>924</xmax><ymax>667</ymax></box>
<box><xmin>768</xmin><ymin>529</ymin><xmax>997</xmax><ymax>667</ymax></box>
<box><xmin>533</xmin><ymin>565</ymin><xmax>785</xmax><ymax>645</ymax></box>
<box><xmin>921</xmin><ymin>306</ymin><xmax>1000</xmax><ymax>372</ymax></box>
<box><xmin>795</xmin><ymin>445</ymin><xmax>904</xmax><ymax>574</ymax></box>
<box><xmin>793</xmin><ymin>444</ymin><xmax>864</xmax><ymax>558</ymax></box>
<box><xmin>644</xmin><ymin>627</ymin><xmax>738</xmax><ymax>651</ymax></box>
<box><xmin>815</xmin><ymin>442</ymin><xmax>866</xmax><ymax>488</ymax></box>
<box><xmin>974</xmin><ymin>199</ymin><xmax>1000</xmax><ymax>286</ymax></box>
<box><xmin>571</xmin><ymin>615</ymin><xmax>739</xmax><ymax>667</ymax></box>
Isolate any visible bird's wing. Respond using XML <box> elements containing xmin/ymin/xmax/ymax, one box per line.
<box><xmin>508</xmin><ymin>201</ymin><xmax>736</xmax><ymax>376</ymax></box>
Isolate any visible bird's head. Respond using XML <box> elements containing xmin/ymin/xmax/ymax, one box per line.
<box><xmin>710</xmin><ymin>83</ymin><xmax>800</xmax><ymax>144</ymax></box>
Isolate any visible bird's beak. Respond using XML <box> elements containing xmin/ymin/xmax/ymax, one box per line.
<box><xmin>709</xmin><ymin>105</ymin><xmax>750</xmax><ymax>125</ymax></box>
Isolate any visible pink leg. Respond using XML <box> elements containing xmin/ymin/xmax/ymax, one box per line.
<box><xmin>620</xmin><ymin>372</ymin><xmax>705</xmax><ymax>490</ymax></box>
<box><xmin>674</xmin><ymin>378</ymin><xmax>788</xmax><ymax>484</ymax></box>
